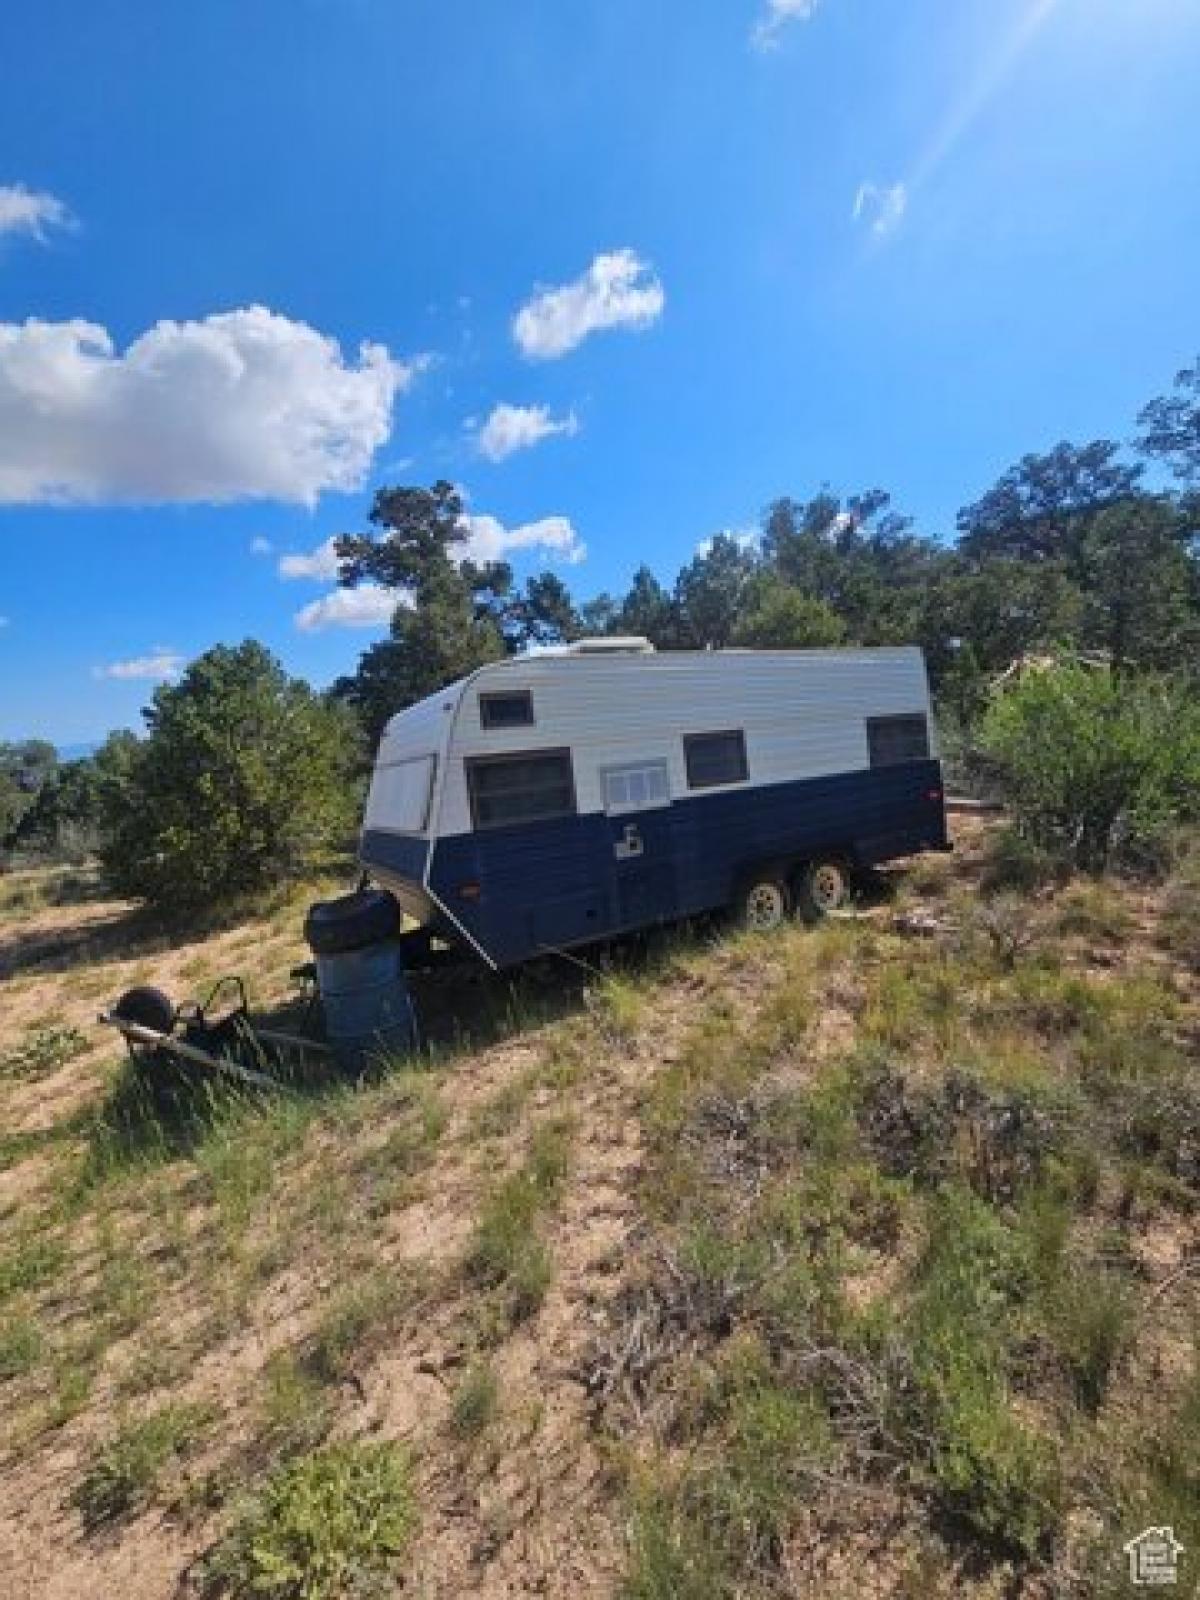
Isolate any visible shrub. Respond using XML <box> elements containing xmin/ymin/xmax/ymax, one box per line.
<box><xmin>901</xmin><ymin>1188</ymin><xmax>1062</xmax><ymax>1556</ymax></box>
<box><xmin>72</xmin><ymin>1403</ymin><xmax>211</xmax><ymax>1527</ymax></box>
<box><xmin>97</xmin><ymin>642</ymin><xmax>361</xmax><ymax>910</ymax></box>
<box><xmin>0</xmin><ymin>1025</ymin><xmax>89</xmax><ymax>1080</ymax></box>
<box><xmin>200</xmin><ymin>1441</ymin><xmax>416</xmax><ymax>1599</ymax></box>
<box><xmin>980</xmin><ymin>665</ymin><xmax>1200</xmax><ymax>871</ymax></box>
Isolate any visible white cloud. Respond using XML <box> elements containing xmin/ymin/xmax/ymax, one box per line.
<box><xmin>476</xmin><ymin>402</ymin><xmax>579</xmax><ymax>463</ymax></box>
<box><xmin>0</xmin><ymin>306</ymin><xmax>422</xmax><ymax>507</ymax></box>
<box><xmin>250</xmin><ymin>536</ymin><xmax>273</xmax><ymax>556</ymax></box>
<box><xmin>278</xmin><ymin>536</ymin><xmax>342</xmax><ymax>581</ymax></box>
<box><xmin>460</xmin><ymin>512</ymin><xmax>586</xmax><ymax>566</ymax></box>
<box><xmin>751</xmin><ymin>0</ymin><xmax>819</xmax><ymax>50</ymax></box>
<box><xmin>853</xmin><ymin>181</ymin><xmax>909</xmax><ymax>239</ymax></box>
<box><xmin>0</xmin><ymin>183</ymin><xmax>70</xmax><ymax>242</ymax></box>
<box><xmin>94</xmin><ymin>649</ymin><xmax>184</xmax><ymax>682</ymax></box>
<box><xmin>0</xmin><ymin>615</ymin><xmax>9</xmax><ymax>628</ymax></box>
<box><xmin>293</xmin><ymin>584</ymin><xmax>400</xmax><ymax>633</ymax></box>
<box><xmin>513</xmin><ymin>249</ymin><xmax>664</xmax><ymax>360</ymax></box>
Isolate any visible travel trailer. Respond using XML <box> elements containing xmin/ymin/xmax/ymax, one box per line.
<box><xmin>359</xmin><ymin>640</ymin><xmax>949</xmax><ymax>969</ymax></box>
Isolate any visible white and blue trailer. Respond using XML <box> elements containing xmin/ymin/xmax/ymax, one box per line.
<box><xmin>358</xmin><ymin>640</ymin><xmax>949</xmax><ymax>969</ymax></box>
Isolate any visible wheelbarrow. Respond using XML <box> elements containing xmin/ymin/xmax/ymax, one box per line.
<box><xmin>100</xmin><ymin>975</ymin><xmax>332</xmax><ymax>1093</ymax></box>
<box><xmin>99</xmin><ymin>887</ymin><xmax>422</xmax><ymax>1089</ymax></box>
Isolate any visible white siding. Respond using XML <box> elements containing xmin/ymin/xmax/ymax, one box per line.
<box><xmin>364</xmin><ymin>688</ymin><xmax>457</xmax><ymax>837</ymax></box>
<box><xmin>423</xmin><ymin>648</ymin><xmax>934</xmax><ymax>839</ymax></box>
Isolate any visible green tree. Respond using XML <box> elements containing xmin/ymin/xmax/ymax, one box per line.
<box><xmin>956</xmin><ymin>441</ymin><xmax>1142</xmax><ymax>570</ymax></box>
<box><xmin>759</xmin><ymin>489</ymin><xmax>941</xmax><ymax>645</ymax></box>
<box><xmin>613</xmin><ymin>565</ymin><xmax>680</xmax><ymax>646</ymax></box>
<box><xmin>507</xmin><ymin>572</ymin><xmax>582</xmax><ymax>649</ymax></box>
<box><xmin>924</xmin><ymin>558</ymin><xmax>1084</xmax><ymax>680</ymax></box>
<box><xmin>5</xmin><ymin>732</ymin><xmax>139</xmax><ymax>862</ymax></box>
<box><xmin>333</xmin><ymin>482</ymin><xmax>585</xmax><ymax>745</ymax></box>
<box><xmin>674</xmin><ymin>534</ymin><xmax>759</xmax><ymax>648</ymax></box>
<box><xmin>99</xmin><ymin>643</ymin><xmax>360</xmax><ymax>909</ymax></box>
<box><xmin>732</xmin><ymin>577</ymin><xmax>846</xmax><ymax>648</ymax></box>
<box><xmin>1079</xmin><ymin>497</ymin><xmax>1199</xmax><ymax>671</ymax></box>
<box><xmin>1137</xmin><ymin>356</ymin><xmax>1200</xmax><ymax>488</ymax></box>
<box><xmin>0</xmin><ymin>740</ymin><xmax>58</xmax><ymax>842</ymax></box>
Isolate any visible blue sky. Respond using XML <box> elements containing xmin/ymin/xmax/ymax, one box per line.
<box><xmin>1</xmin><ymin>0</ymin><xmax>1198</xmax><ymax>744</ymax></box>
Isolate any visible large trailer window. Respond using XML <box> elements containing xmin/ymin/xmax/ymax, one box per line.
<box><xmin>684</xmin><ymin>730</ymin><xmax>749</xmax><ymax>790</ymax></box>
<box><xmin>364</xmin><ymin>754</ymin><xmax>436</xmax><ymax>834</ymax></box>
<box><xmin>479</xmin><ymin>690</ymin><xmax>534</xmax><ymax>730</ymax></box>
<box><xmin>466</xmin><ymin>749</ymin><xmax>576</xmax><ymax>829</ymax></box>
<box><xmin>867</xmin><ymin>714</ymin><xmax>930</xmax><ymax>768</ymax></box>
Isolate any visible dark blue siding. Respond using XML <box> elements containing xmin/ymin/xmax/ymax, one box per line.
<box><xmin>427</xmin><ymin>762</ymin><xmax>946</xmax><ymax>968</ymax></box>
<box><xmin>359</xmin><ymin>831</ymin><xmax>430</xmax><ymax>884</ymax></box>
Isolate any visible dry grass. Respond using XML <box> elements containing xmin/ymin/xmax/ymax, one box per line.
<box><xmin>0</xmin><ymin>832</ymin><xmax>1196</xmax><ymax>1600</ymax></box>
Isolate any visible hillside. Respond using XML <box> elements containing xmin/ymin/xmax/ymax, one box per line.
<box><xmin>0</xmin><ymin>821</ymin><xmax>1197</xmax><ymax>1599</ymax></box>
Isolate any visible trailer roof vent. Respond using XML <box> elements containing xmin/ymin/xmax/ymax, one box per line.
<box><xmin>565</xmin><ymin>636</ymin><xmax>656</xmax><ymax>656</ymax></box>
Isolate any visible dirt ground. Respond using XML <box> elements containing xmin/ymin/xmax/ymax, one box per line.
<box><xmin>1</xmin><ymin>823</ymin><xmax>1196</xmax><ymax>1599</ymax></box>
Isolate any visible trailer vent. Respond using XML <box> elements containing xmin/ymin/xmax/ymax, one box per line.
<box><xmin>565</xmin><ymin>636</ymin><xmax>655</xmax><ymax>656</ymax></box>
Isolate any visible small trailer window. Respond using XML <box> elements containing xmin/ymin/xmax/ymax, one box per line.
<box><xmin>684</xmin><ymin>730</ymin><xmax>749</xmax><ymax>790</ymax></box>
<box><xmin>602</xmin><ymin>760</ymin><xmax>670</xmax><ymax>815</ymax></box>
<box><xmin>479</xmin><ymin>691</ymin><xmax>534</xmax><ymax>730</ymax></box>
<box><xmin>867</xmin><ymin>714</ymin><xmax>930</xmax><ymax>768</ymax></box>
<box><xmin>467</xmin><ymin>749</ymin><xmax>576</xmax><ymax>829</ymax></box>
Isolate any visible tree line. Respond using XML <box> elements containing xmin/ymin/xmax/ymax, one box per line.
<box><xmin>329</xmin><ymin>359</ymin><xmax>1200</xmax><ymax>745</ymax></box>
<box><xmin>4</xmin><ymin>355</ymin><xmax>1198</xmax><ymax>905</ymax></box>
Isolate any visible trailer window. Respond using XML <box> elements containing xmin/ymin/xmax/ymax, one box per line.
<box><xmin>466</xmin><ymin>749</ymin><xmax>576</xmax><ymax>829</ymax></box>
<box><xmin>684</xmin><ymin>730</ymin><xmax>749</xmax><ymax>790</ymax></box>
<box><xmin>479</xmin><ymin>690</ymin><xmax>534</xmax><ymax>730</ymax></box>
<box><xmin>867</xmin><ymin>714</ymin><xmax>930</xmax><ymax>768</ymax></box>
<box><xmin>364</xmin><ymin>754</ymin><xmax>436</xmax><ymax>834</ymax></box>
<box><xmin>602</xmin><ymin>760</ymin><xmax>670</xmax><ymax>815</ymax></box>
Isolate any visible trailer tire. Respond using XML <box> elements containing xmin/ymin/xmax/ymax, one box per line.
<box><xmin>794</xmin><ymin>858</ymin><xmax>851</xmax><ymax>924</ymax></box>
<box><xmin>113</xmin><ymin>985</ymin><xmax>176</xmax><ymax>1035</ymax></box>
<box><xmin>304</xmin><ymin>889</ymin><xmax>400</xmax><ymax>956</ymax></box>
<box><xmin>739</xmin><ymin>874</ymin><xmax>792</xmax><ymax>933</ymax></box>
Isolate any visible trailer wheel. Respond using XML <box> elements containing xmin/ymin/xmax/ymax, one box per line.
<box><xmin>794</xmin><ymin>858</ymin><xmax>850</xmax><ymax>923</ymax></box>
<box><xmin>740</xmin><ymin>875</ymin><xmax>792</xmax><ymax>933</ymax></box>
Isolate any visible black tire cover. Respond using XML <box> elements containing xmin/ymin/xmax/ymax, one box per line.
<box><xmin>303</xmin><ymin>888</ymin><xmax>400</xmax><ymax>956</ymax></box>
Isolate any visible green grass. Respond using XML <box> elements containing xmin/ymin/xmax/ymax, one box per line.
<box><xmin>0</xmin><ymin>1310</ymin><xmax>43</xmax><ymax>1380</ymax></box>
<box><xmin>0</xmin><ymin>1234</ymin><xmax>67</xmax><ymax>1301</ymax></box>
<box><xmin>71</xmin><ymin>1402</ymin><xmax>212</xmax><ymax>1528</ymax></box>
<box><xmin>449</xmin><ymin>1361</ymin><xmax>499</xmax><ymax>1440</ymax></box>
<box><xmin>198</xmin><ymin>1441</ymin><xmax>417</xmax><ymax>1599</ymax></box>
<box><xmin>618</xmin><ymin>897</ymin><xmax>1190</xmax><ymax>1592</ymax></box>
<box><xmin>258</xmin><ymin>1352</ymin><xmax>334</xmax><ymax>1456</ymax></box>
<box><xmin>305</xmin><ymin>1268</ymin><xmax>416</xmax><ymax>1384</ymax></box>
<box><xmin>588</xmin><ymin>972</ymin><xmax>648</xmax><ymax>1044</ymax></box>
<box><xmin>465</xmin><ymin>1119</ymin><xmax>573</xmax><ymax>1325</ymax></box>
<box><xmin>1157</xmin><ymin>848</ymin><xmax>1200</xmax><ymax>965</ymax></box>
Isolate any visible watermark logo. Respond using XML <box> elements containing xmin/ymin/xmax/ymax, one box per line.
<box><xmin>1123</xmin><ymin>1527</ymin><xmax>1185</xmax><ymax>1588</ymax></box>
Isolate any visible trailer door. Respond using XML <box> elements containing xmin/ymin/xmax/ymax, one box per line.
<box><xmin>600</xmin><ymin>758</ymin><xmax>678</xmax><ymax>931</ymax></box>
